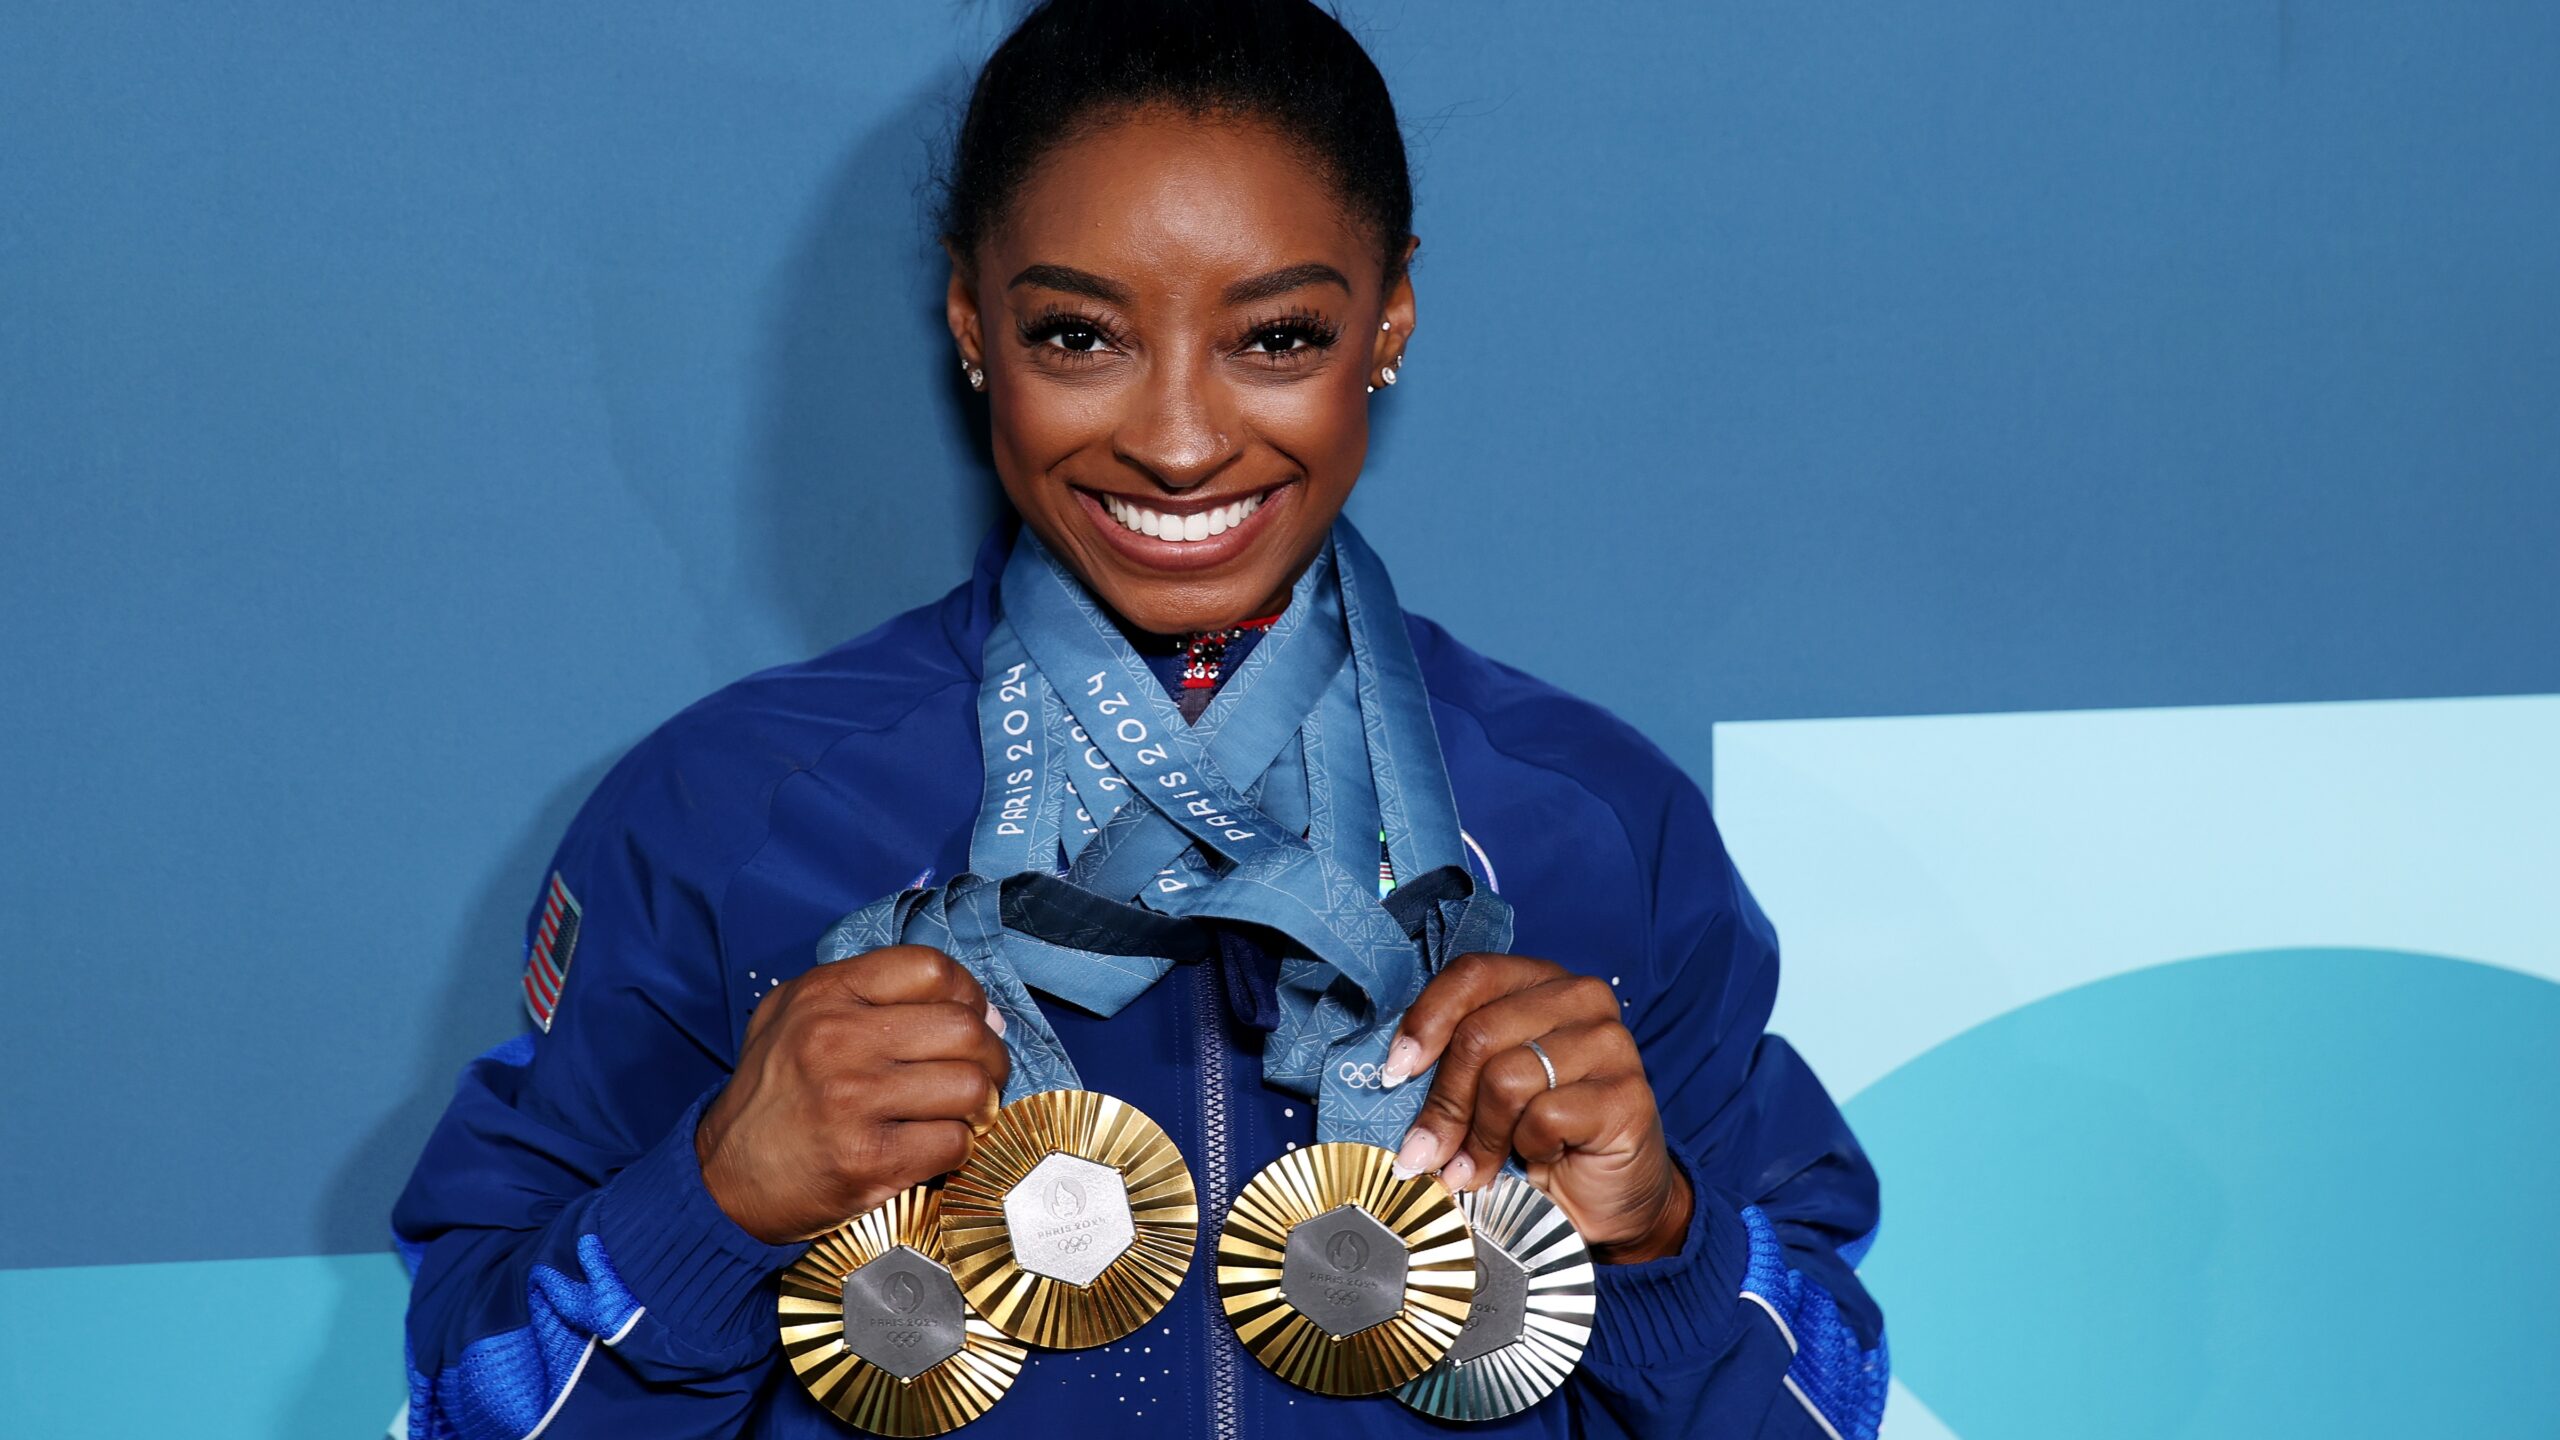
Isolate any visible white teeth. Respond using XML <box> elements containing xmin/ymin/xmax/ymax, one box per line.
<box><xmin>1100</xmin><ymin>491</ymin><xmax>1265</xmax><ymax>543</ymax></box>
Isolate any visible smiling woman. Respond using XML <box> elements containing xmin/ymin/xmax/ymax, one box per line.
<box><xmin>955</xmin><ymin>114</ymin><xmax>1393</xmax><ymax>627</ymax></box>
<box><xmin>944</xmin><ymin>34</ymin><xmax>1416</xmax><ymax>633</ymax></box>
<box><xmin>390</xmin><ymin>3</ymin><xmax>1885</xmax><ymax>1438</ymax></box>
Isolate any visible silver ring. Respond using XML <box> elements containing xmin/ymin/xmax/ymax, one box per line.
<box><xmin>1522</xmin><ymin>1038</ymin><xmax>1559</xmax><ymax>1091</ymax></box>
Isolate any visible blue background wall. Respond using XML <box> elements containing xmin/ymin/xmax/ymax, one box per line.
<box><xmin>3</xmin><ymin>2</ymin><xmax>2554</xmax><ymax>1434</ymax></box>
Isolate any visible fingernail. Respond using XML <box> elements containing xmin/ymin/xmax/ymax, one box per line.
<box><xmin>1441</xmin><ymin>1153</ymin><xmax>1476</xmax><ymax>1191</ymax></box>
<box><xmin>984</xmin><ymin>1004</ymin><xmax>1006</xmax><ymax>1037</ymax></box>
<box><xmin>1380</xmin><ymin>1036</ymin><xmax>1421</xmax><ymax>1088</ymax></box>
<box><xmin>1390</xmin><ymin>1127</ymin><xmax>1436</xmax><ymax>1180</ymax></box>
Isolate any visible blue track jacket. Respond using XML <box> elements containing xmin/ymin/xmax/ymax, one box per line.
<box><xmin>394</xmin><ymin>532</ymin><xmax>1887</xmax><ymax>1440</ymax></box>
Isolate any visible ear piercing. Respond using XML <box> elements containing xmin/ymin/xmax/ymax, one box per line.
<box><xmin>961</xmin><ymin>355</ymin><xmax>985</xmax><ymax>391</ymax></box>
<box><xmin>1371</xmin><ymin>322</ymin><xmax>1403</xmax><ymax>394</ymax></box>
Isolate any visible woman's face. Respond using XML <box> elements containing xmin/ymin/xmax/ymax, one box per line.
<box><xmin>947</xmin><ymin>109</ymin><xmax>1415</xmax><ymax>635</ymax></box>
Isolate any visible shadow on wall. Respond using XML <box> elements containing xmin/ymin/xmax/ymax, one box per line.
<box><xmin>745</xmin><ymin>80</ymin><xmax>1003</xmax><ymax>658</ymax></box>
<box><xmin>302</xmin><ymin>754</ymin><xmax>620</xmax><ymax>1435</ymax></box>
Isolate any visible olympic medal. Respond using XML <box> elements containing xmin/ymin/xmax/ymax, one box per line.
<box><xmin>1396</xmin><ymin>1171</ymin><xmax>1597</xmax><ymax>1421</ymax></box>
<box><xmin>779</xmin><ymin>1185</ymin><xmax>1026</xmax><ymax>1436</ymax></box>
<box><xmin>1216</xmin><ymin>1141</ymin><xmax>1477</xmax><ymax>1396</ymax></box>
<box><xmin>938</xmin><ymin>1089</ymin><xmax>1199</xmax><ymax>1349</ymax></box>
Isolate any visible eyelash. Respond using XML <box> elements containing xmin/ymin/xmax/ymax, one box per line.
<box><xmin>1018</xmin><ymin>307</ymin><xmax>1120</xmax><ymax>360</ymax></box>
<box><xmin>1013</xmin><ymin>307</ymin><xmax>1343</xmax><ymax>368</ymax></box>
<box><xmin>1237</xmin><ymin>310</ymin><xmax>1341</xmax><ymax>361</ymax></box>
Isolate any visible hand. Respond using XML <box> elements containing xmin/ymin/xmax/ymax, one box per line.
<box><xmin>1384</xmin><ymin>952</ymin><xmax>1691</xmax><ymax>1263</ymax></box>
<box><xmin>695</xmin><ymin>945</ymin><xmax>1010</xmax><ymax>1244</ymax></box>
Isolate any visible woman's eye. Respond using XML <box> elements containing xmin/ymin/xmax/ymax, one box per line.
<box><xmin>1246</xmin><ymin>327</ymin><xmax>1315</xmax><ymax>354</ymax></box>
<box><xmin>1045</xmin><ymin>326</ymin><xmax>1104</xmax><ymax>353</ymax></box>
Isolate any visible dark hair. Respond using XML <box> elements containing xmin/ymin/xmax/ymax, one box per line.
<box><xmin>940</xmin><ymin>0</ymin><xmax>1414</xmax><ymax>279</ymax></box>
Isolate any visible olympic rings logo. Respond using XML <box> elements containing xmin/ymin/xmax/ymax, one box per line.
<box><xmin>1335</xmin><ymin>1061</ymin><xmax>1385</xmax><ymax>1090</ymax></box>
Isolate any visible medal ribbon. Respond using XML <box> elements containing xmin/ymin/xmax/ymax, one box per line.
<box><xmin>816</xmin><ymin>520</ymin><xmax>1510</xmax><ymax>1145</ymax></box>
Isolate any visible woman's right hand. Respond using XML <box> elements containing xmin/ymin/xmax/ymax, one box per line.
<box><xmin>695</xmin><ymin>945</ymin><xmax>1011</xmax><ymax>1244</ymax></box>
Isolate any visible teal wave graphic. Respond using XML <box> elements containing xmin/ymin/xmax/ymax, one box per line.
<box><xmin>0</xmin><ymin>1251</ymin><xmax>408</xmax><ymax>1437</ymax></box>
<box><xmin>1848</xmin><ymin>948</ymin><xmax>2560</xmax><ymax>1438</ymax></box>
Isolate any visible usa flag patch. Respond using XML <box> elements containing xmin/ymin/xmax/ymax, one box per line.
<box><xmin>523</xmin><ymin>871</ymin><xmax>582</xmax><ymax>1032</ymax></box>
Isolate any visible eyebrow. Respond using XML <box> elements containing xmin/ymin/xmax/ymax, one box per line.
<box><xmin>1220</xmin><ymin>262</ymin><xmax>1351</xmax><ymax>306</ymax></box>
<box><xmin>1008</xmin><ymin>263</ymin><xmax>1132</xmax><ymax>306</ymax></box>
<box><xmin>1005</xmin><ymin>260</ymin><xmax>1353</xmax><ymax>309</ymax></box>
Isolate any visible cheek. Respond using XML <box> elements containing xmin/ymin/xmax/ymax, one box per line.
<box><xmin>990</xmin><ymin>385</ymin><xmax>1115</xmax><ymax>474</ymax></box>
<box><xmin>1242</xmin><ymin>383</ymin><xmax>1368</xmax><ymax>487</ymax></box>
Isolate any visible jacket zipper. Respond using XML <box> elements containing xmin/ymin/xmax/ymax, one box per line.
<box><xmin>1192</xmin><ymin>962</ymin><xmax>1243</xmax><ymax>1440</ymax></box>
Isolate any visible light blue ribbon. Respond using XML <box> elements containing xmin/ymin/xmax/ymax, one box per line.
<box><xmin>817</xmin><ymin>521</ymin><xmax>1510</xmax><ymax>1146</ymax></box>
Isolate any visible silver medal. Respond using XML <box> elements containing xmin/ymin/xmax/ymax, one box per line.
<box><xmin>1395</xmin><ymin>1172</ymin><xmax>1596</xmax><ymax>1422</ymax></box>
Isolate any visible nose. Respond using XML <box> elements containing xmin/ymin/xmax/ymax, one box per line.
<box><xmin>1112</xmin><ymin>353</ymin><xmax>1241</xmax><ymax>493</ymax></box>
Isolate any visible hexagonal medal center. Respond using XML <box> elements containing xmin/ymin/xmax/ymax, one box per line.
<box><xmin>1280</xmin><ymin>1203</ymin><xmax>1407</xmax><ymax>1337</ymax></box>
<box><xmin>1445</xmin><ymin>1232</ymin><xmax>1530</xmax><ymax>1366</ymax></box>
<box><xmin>839</xmin><ymin>1245</ymin><xmax>965</xmax><ymax>1379</ymax></box>
<box><xmin>1002</xmin><ymin>1151</ymin><xmax>1135</xmax><ymax>1288</ymax></box>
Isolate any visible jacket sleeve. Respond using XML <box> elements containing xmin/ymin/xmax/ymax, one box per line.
<box><xmin>1569</xmin><ymin>770</ymin><xmax>1888</xmax><ymax>1440</ymax></box>
<box><xmin>392</xmin><ymin>743</ymin><xmax>805</xmax><ymax>1440</ymax></box>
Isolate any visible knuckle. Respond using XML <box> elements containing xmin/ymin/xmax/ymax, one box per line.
<box><xmin>835</xmin><ymin>1123</ymin><xmax>888</xmax><ymax>1181</ymax></box>
<box><xmin>1448</xmin><ymin>1017</ymin><xmax>1496</xmax><ymax>1065</ymax></box>
<box><xmin>1566</xmin><ymin>975</ymin><xmax>1614</xmax><ymax>1011</ymax></box>
<box><xmin>798</xmin><ymin>1011</ymin><xmax>855</xmax><ymax>1056</ymax></box>
<box><xmin>1484</xmin><ymin>1054</ymin><xmax>1540</xmax><ymax>1107</ymax></box>
<box><xmin>1421</xmin><ymin>1085</ymin><xmax>1472</xmax><ymax>1126</ymax></box>
<box><xmin>914</xmin><ymin>1001</ymin><xmax>976</xmax><ymax>1045</ymax></box>
<box><xmin>920</xmin><ymin>1123</ymin><xmax>972</xmax><ymax>1175</ymax></box>
<box><xmin>820</xmin><ymin>1071</ymin><xmax>874</xmax><ymax>1114</ymax></box>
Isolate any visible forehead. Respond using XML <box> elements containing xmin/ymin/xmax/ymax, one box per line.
<box><xmin>991</xmin><ymin>110</ymin><xmax>1376</xmax><ymax>297</ymax></box>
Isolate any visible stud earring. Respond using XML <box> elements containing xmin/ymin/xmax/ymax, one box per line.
<box><xmin>960</xmin><ymin>355</ymin><xmax>985</xmax><ymax>392</ymax></box>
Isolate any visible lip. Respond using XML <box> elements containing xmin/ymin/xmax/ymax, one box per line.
<box><xmin>1073</xmin><ymin>480</ymin><xmax>1294</xmax><ymax>574</ymax></box>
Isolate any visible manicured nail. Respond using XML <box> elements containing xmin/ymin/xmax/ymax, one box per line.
<box><xmin>1441</xmin><ymin>1153</ymin><xmax>1476</xmax><ymax>1191</ymax></box>
<box><xmin>984</xmin><ymin>1005</ymin><xmax>1006</xmax><ymax>1037</ymax></box>
<box><xmin>1380</xmin><ymin>1036</ymin><xmax>1422</xmax><ymax>1088</ymax></box>
<box><xmin>1390</xmin><ymin>1127</ymin><xmax>1436</xmax><ymax>1180</ymax></box>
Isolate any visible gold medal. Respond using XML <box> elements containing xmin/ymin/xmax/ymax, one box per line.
<box><xmin>938</xmin><ymin>1089</ymin><xmax>1198</xmax><ymax>1350</ymax></box>
<box><xmin>1216</xmin><ymin>1141</ymin><xmax>1478</xmax><ymax>1396</ymax></box>
<box><xmin>1396</xmin><ymin>1171</ymin><xmax>1597</xmax><ymax>1421</ymax></box>
<box><xmin>779</xmin><ymin>1184</ymin><xmax>1026</xmax><ymax>1436</ymax></box>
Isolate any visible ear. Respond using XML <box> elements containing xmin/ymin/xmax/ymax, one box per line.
<box><xmin>1370</xmin><ymin>235</ymin><xmax>1421</xmax><ymax>383</ymax></box>
<box><xmin>943</xmin><ymin>238</ymin><xmax>984</xmax><ymax>370</ymax></box>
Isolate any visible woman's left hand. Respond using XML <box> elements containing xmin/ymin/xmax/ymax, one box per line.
<box><xmin>1383</xmin><ymin>952</ymin><xmax>1692</xmax><ymax>1263</ymax></box>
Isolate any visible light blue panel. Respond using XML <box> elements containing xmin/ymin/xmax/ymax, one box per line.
<box><xmin>0</xmin><ymin>1252</ymin><xmax>410</xmax><ymax>1439</ymax></box>
<box><xmin>1716</xmin><ymin>694</ymin><xmax>2560</xmax><ymax>1099</ymax></box>
<box><xmin>1844</xmin><ymin>949</ymin><xmax>2560</xmax><ymax>1437</ymax></box>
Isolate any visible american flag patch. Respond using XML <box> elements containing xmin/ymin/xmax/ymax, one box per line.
<box><xmin>523</xmin><ymin>871</ymin><xmax>582</xmax><ymax>1032</ymax></box>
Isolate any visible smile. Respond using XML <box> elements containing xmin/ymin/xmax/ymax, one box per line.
<box><xmin>1098</xmin><ymin>491</ymin><xmax>1266</xmax><ymax>543</ymax></box>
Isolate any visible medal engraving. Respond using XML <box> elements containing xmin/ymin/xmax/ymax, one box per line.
<box><xmin>839</xmin><ymin>1245</ymin><xmax>968</xmax><ymax>1380</ymax></box>
<box><xmin>1220</xmin><ymin>1143</ymin><xmax>1476</xmax><ymax>1395</ymax></box>
<box><xmin>942</xmin><ymin>1091</ymin><xmax>1198</xmax><ymax>1349</ymax></box>
<box><xmin>1443</xmin><ymin>1233</ymin><xmax>1529</xmax><ymax>1366</ymax></box>
<box><xmin>1395</xmin><ymin>1173</ymin><xmax>1597</xmax><ymax>1422</ymax></box>
<box><xmin>1281</xmin><ymin>1203</ymin><xmax>1409</xmax><ymax>1337</ymax></box>
<box><xmin>780</xmin><ymin>1185</ymin><xmax>1026</xmax><ymax>1435</ymax></box>
<box><xmin>1001</xmin><ymin>1151</ymin><xmax>1136</xmax><ymax>1288</ymax></box>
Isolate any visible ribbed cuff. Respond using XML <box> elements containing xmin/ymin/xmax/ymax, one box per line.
<box><xmin>1585</xmin><ymin>1143</ymin><xmax>1751</xmax><ymax>1370</ymax></box>
<box><xmin>590</xmin><ymin>1090</ymin><xmax>810</xmax><ymax>1367</ymax></box>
